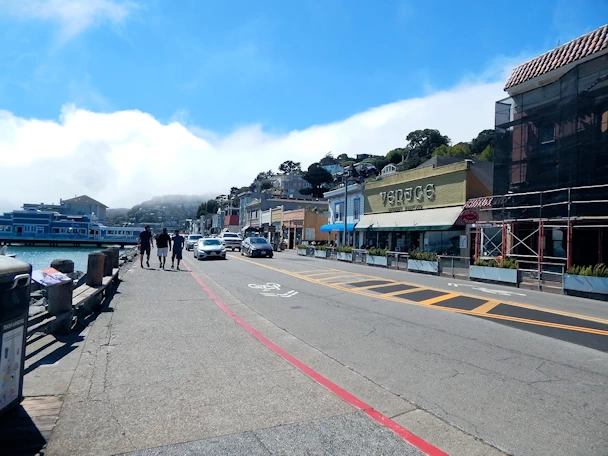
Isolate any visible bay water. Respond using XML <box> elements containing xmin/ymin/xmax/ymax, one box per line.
<box><xmin>3</xmin><ymin>246</ymin><xmax>126</xmax><ymax>272</ymax></box>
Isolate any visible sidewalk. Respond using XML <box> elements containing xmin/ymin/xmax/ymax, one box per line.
<box><xmin>44</xmin><ymin>258</ymin><xmax>425</xmax><ymax>455</ymax></box>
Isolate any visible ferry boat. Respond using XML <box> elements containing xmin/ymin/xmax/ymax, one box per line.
<box><xmin>0</xmin><ymin>209</ymin><xmax>144</xmax><ymax>247</ymax></box>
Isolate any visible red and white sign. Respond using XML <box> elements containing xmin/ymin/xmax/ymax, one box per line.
<box><xmin>460</xmin><ymin>209</ymin><xmax>479</xmax><ymax>224</ymax></box>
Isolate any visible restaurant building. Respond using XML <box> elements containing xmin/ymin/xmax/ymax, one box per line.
<box><xmin>321</xmin><ymin>183</ymin><xmax>365</xmax><ymax>247</ymax></box>
<box><xmin>356</xmin><ymin>158</ymin><xmax>493</xmax><ymax>255</ymax></box>
<box><xmin>282</xmin><ymin>208</ymin><xmax>329</xmax><ymax>249</ymax></box>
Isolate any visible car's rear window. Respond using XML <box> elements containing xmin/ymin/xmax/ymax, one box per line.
<box><xmin>251</xmin><ymin>238</ymin><xmax>268</xmax><ymax>244</ymax></box>
<box><xmin>223</xmin><ymin>233</ymin><xmax>239</xmax><ymax>238</ymax></box>
<box><xmin>202</xmin><ymin>239</ymin><xmax>221</xmax><ymax>245</ymax></box>
<box><xmin>189</xmin><ymin>235</ymin><xmax>202</xmax><ymax>240</ymax></box>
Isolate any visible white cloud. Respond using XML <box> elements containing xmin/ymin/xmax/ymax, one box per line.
<box><xmin>0</xmin><ymin>0</ymin><xmax>136</xmax><ymax>40</ymax></box>
<box><xmin>0</xmin><ymin>79</ymin><xmax>506</xmax><ymax>212</ymax></box>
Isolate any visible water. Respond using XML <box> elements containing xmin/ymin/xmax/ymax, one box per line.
<box><xmin>4</xmin><ymin>246</ymin><xmax>126</xmax><ymax>272</ymax></box>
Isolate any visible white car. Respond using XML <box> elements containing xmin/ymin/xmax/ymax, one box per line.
<box><xmin>185</xmin><ymin>234</ymin><xmax>203</xmax><ymax>251</ymax></box>
<box><xmin>218</xmin><ymin>232</ymin><xmax>242</xmax><ymax>251</ymax></box>
<box><xmin>193</xmin><ymin>238</ymin><xmax>227</xmax><ymax>260</ymax></box>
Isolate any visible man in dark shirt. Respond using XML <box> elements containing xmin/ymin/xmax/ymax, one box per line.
<box><xmin>171</xmin><ymin>229</ymin><xmax>185</xmax><ymax>270</ymax></box>
<box><xmin>138</xmin><ymin>225</ymin><xmax>154</xmax><ymax>268</ymax></box>
<box><xmin>156</xmin><ymin>227</ymin><xmax>172</xmax><ymax>269</ymax></box>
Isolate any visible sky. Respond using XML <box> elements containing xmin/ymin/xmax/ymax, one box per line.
<box><xmin>0</xmin><ymin>0</ymin><xmax>606</xmax><ymax>211</ymax></box>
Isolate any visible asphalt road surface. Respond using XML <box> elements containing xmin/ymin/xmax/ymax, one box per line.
<box><xmin>184</xmin><ymin>249</ymin><xmax>608</xmax><ymax>456</ymax></box>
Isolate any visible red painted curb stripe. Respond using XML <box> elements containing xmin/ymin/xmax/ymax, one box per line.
<box><xmin>184</xmin><ymin>262</ymin><xmax>448</xmax><ymax>456</ymax></box>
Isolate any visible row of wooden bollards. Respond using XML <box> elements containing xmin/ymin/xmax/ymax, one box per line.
<box><xmin>45</xmin><ymin>247</ymin><xmax>121</xmax><ymax>335</ymax></box>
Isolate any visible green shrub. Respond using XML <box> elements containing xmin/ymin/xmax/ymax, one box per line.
<box><xmin>368</xmin><ymin>248</ymin><xmax>388</xmax><ymax>257</ymax></box>
<box><xmin>567</xmin><ymin>263</ymin><xmax>608</xmax><ymax>277</ymax></box>
<box><xmin>408</xmin><ymin>250</ymin><xmax>438</xmax><ymax>261</ymax></box>
<box><xmin>296</xmin><ymin>244</ymin><xmax>308</xmax><ymax>250</ymax></box>
<box><xmin>315</xmin><ymin>245</ymin><xmax>328</xmax><ymax>251</ymax></box>
<box><xmin>337</xmin><ymin>246</ymin><xmax>353</xmax><ymax>253</ymax></box>
<box><xmin>473</xmin><ymin>257</ymin><xmax>518</xmax><ymax>269</ymax></box>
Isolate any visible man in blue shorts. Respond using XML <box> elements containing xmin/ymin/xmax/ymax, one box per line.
<box><xmin>138</xmin><ymin>225</ymin><xmax>154</xmax><ymax>268</ymax></box>
<box><xmin>171</xmin><ymin>229</ymin><xmax>185</xmax><ymax>270</ymax></box>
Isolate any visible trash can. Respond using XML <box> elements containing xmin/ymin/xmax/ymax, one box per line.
<box><xmin>0</xmin><ymin>256</ymin><xmax>31</xmax><ymax>417</ymax></box>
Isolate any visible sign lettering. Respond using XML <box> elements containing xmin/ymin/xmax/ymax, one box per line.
<box><xmin>380</xmin><ymin>183</ymin><xmax>436</xmax><ymax>207</ymax></box>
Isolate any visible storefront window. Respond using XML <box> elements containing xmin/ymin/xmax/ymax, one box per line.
<box><xmin>424</xmin><ymin>230</ymin><xmax>462</xmax><ymax>255</ymax></box>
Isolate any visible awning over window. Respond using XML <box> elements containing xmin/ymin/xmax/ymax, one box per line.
<box><xmin>354</xmin><ymin>206</ymin><xmax>464</xmax><ymax>232</ymax></box>
<box><xmin>320</xmin><ymin>223</ymin><xmax>357</xmax><ymax>233</ymax></box>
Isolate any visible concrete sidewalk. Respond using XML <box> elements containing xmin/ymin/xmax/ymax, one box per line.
<box><xmin>45</xmin><ymin>256</ymin><xmax>424</xmax><ymax>455</ymax></box>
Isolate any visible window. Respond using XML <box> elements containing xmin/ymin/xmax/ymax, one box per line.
<box><xmin>539</xmin><ymin>124</ymin><xmax>555</xmax><ymax>144</ymax></box>
<box><xmin>353</xmin><ymin>198</ymin><xmax>360</xmax><ymax>220</ymax></box>
<box><xmin>37</xmin><ymin>226</ymin><xmax>44</xmax><ymax>234</ymax></box>
<box><xmin>52</xmin><ymin>228</ymin><xmax>59</xmax><ymax>234</ymax></box>
<box><xmin>335</xmin><ymin>202</ymin><xmax>344</xmax><ymax>221</ymax></box>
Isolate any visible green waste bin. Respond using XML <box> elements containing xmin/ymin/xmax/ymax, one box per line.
<box><xmin>0</xmin><ymin>256</ymin><xmax>31</xmax><ymax>417</ymax></box>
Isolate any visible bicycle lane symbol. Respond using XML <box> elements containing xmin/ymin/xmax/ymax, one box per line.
<box><xmin>248</xmin><ymin>283</ymin><xmax>299</xmax><ymax>298</ymax></box>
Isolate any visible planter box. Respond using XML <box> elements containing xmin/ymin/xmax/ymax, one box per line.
<box><xmin>297</xmin><ymin>248</ymin><xmax>307</xmax><ymax>256</ymax></box>
<box><xmin>314</xmin><ymin>249</ymin><xmax>330</xmax><ymax>259</ymax></box>
<box><xmin>367</xmin><ymin>255</ymin><xmax>389</xmax><ymax>267</ymax></box>
<box><xmin>337</xmin><ymin>252</ymin><xmax>353</xmax><ymax>262</ymax></box>
<box><xmin>408</xmin><ymin>259</ymin><xmax>439</xmax><ymax>274</ymax></box>
<box><xmin>470</xmin><ymin>265</ymin><xmax>518</xmax><ymax>284</ymax></box>
<box><xmin>563</xmin><ymin>274</ymin><xmax>608</xmax><ymax>295</ymax></box>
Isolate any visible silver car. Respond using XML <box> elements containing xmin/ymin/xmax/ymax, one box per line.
<box><xmin>193</xmin><ymin>238</ymin><xmax>227</xmax><ymax>260</ymax></box>
<box><xmin>218</xmin><ymin>232</ymin><xmax>242</xmax><ymax>251</ymax></box>
<box><xmin>185</xmin><ymin>234</ymin><xmax>203</xmax><ymax>251</ymax></box>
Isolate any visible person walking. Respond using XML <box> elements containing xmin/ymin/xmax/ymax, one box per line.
<box><xmin>171</xmin><ymin>229</ymin><xmax>185</xmax><ymax>270</ymax></box>
<box><xmin>156</xmin><ymin>228</ymin><xmax>172</xmax><ymax>269</ymax></box>
<box><xmin>138</xmin><ymin>225</ymin><xmax>154</xmax><ymax>268</ymax></box>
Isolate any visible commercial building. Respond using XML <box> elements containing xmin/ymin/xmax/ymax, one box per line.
<box><xmin>467</xmin><ymin>24</ymin><xmax>608</xmax><ymax>271</ymax></box>
<box><xmin>322</xmin><ymin>183</ymin><xmax>364</xmax><ymax>247</ymax></box>
<box><xmin>282</xmin><ymin>209</ymin><xmax>328</xmax><ymax>249</ymax></box>
<box><xmin>23</xmin><ymin>195</ymin><xmax>108</xmax><ymax>221</ymax></box>
<box><xmin>243</xmin><ymin>197</ymin><xmax>328</xmax><ymax>236</ymax></box>
<box><xmin>356</xmin><ymin>159</ymin><xmax>493</xmax><ymax>255</ymax></box>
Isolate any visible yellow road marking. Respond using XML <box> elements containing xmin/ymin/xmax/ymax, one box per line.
<box><xmin>379</xmin><ymin>288</ymin><xmax>424</xmax><ymax>297</ymax></box>
<box><xmin>317</xmin><ymin>274</ymin><xmax>370</xmax><ymax>282</ymax></box>
<box><xmin>471</xmin><ymin>300</ymin><xmax>501</xmax><ymax>314</ymax></box>
<box><xmin>304</xmin><ymin>271</ymin><xmax>346</xmax><ymax>277</ymax></box>
<box><xmin>331</xmin><ymin>278</ymin><xmax>381</xmax><ymax>286</ymax></box>
<box><xmin>418</xmin><ymin>292</ymin><xmax>460</xmax><ymax>306</ymax></box>
<box><xmin>231</xmin><ymin>256</ymin><xmax>608</xmax><ymax>337</ymax></box>
<box><xmin>354</xmin><ymin>282</ymin><xmax>399</xmax><ymax>291</ymax></box>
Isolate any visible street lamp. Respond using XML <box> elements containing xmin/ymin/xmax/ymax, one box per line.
<box><xmin>342</xmin><ymin>165</ymin><xmax>356</xmax><ymax>247</ymax></box>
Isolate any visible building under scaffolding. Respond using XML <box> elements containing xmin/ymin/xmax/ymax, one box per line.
<box><xmin>468</xmin><ymin>25</ymin><xmax>608</xmax><ymax>285</ymax></box>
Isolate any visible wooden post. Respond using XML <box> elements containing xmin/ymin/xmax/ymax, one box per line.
<box><xmin>100</xmin><ymin>249</ymin><xmax>114</xmax><ymax>277</ymax></box>
<box><xmin>108</xmin><ymin>247</ymin><xmax>120</xmax><ymax>269</ymax></box>
<box><xmin>48</xmin><ymin>281</ymin><xmax>72</xmax><ymax>335</ymax></box>
<box><xmin>86</xmin><ymin>252</ymin><xmax>105</xmax><ymax>286</ymax></box>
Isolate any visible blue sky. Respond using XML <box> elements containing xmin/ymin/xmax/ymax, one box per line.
<box><xmin>0</xmin><ymin>0</ymin><xmax>606</xmax><ymax>209</ymax></box>
<box><xmin>2</xmin><ymin>0</ymin><xmax>606</xmax><ymax>132</ymax></box>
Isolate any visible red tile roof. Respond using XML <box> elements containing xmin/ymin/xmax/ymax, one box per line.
<box><xmin>505</xmin><ymin>24</ymin><xmax>608</xmax><ymax>90</ymax></box>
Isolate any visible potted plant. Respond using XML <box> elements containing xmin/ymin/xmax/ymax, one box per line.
<box><xmin>367</xmin><ymin>248</ymin><xmax>390</xmax><ymax>267</ymax></box>
<box><xmin>296</xmin><ymin>244</ymin><xmax>308</xmax><ymax>256</ymax></box>
<box><xmin>470</xmin><ymin>256</ymin><xmax>519</xmax><ymax>285</ymax></box>
<box><xmin>337</xmin><ymin>246</ymin><xmax>353</xmax><ymax>262</ymax></box>
<box><xmin>563</xmin><ymin>264</ymin><xmax>608</xmax><ymax>296</ymax></box>
<box><xmin>407</xmin><ymin>250</ymin><xmax>439</xmax><ymax>274</ymax></box>
<box><xmin>314</xmin><ymin>245</ymin><xmax>331</xmax><ymax>259</ymax></box>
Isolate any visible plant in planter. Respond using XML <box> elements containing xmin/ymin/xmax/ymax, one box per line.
<box><xmin>407</xmin><ymin>250</ymin><xmax>439</xmax><ymax>274</ymax></box>
<box><xmin>314</xmin><ymin>245</ymin><xmax>331</xmax><ymax>258</ymax></box>
<box><xmin>296</xmin><ymin>244</ymin><xmax>308</xmax><ymax>256</ymax></box>
<box><xmin>336</xmin><ymin>246</ymin><xmax>353</xmax><ymax>262</ymax></box>
<box><xmin>564</xmin><ymin>263</ymin><xmax>608</xmax><ymax>295</ymax></box>
<box><xmin>367</xmin><ymin>248</ymin><xmax>389</xmax><ymax>267</ymax></box>
<box><xmin>470</xmin><ymin>256</ymin><xmax>519</xmax><ymax>284</ymax></box>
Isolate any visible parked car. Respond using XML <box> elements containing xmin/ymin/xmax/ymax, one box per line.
<box><xmin>185</xmin><ymin>234</ymin><xmax>203</xmax><ymax>251</ymax></box>
<box><xmin>193</xmin><ymin>238</ymin><xmax>227</xmax><ymax>260</ymax></box>
<box><xmin>218</xmin><ymin>232</ymin><xmax>242</xmax><ymax>251</ymax></box>
<box><xmin>241</xmin><ymin>237</ymin><xmax>274</xmax><ymax>258</ymax></box>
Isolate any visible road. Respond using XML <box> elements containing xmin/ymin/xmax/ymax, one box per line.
<box><xmin>184</xmin><ymin>249</ymin><xmax>608</xmax><ymax>456</ymax></box>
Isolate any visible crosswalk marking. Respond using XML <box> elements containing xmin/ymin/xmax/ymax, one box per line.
<box><xmin>418</xmin><ymin>293</ymin><xmax>461</xmax><ymax>306</ymax></box>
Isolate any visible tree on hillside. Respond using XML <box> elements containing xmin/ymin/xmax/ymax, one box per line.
<box><xmin>256</xmin><ymin>170</ymin><xmax>275</xmax><ymax>180</ymax></box>
<box><xmin>319</xmin><ymin>152</ymin><xmax>338</xmax><ymax>166</ymax></box>
<box><xmin>432</xmin><ymin>142</ymin><xmax>472</xmax><ymax>159</ymax></box>
<box><xmin>206</xmin><ymin>199</ymin><xmax>219</xmax><ymax>214</ymax></box>
<box><xmin>302</xmin><ymin>163</ymin><xmax>334</xmax><ymax>198</ymax></box>
<box><xmin>386</xmin><ymin>148</ymin><xmax>408</xmax><ymax>165</ymax></box>
<box><xmin>261</xmin><ymin>180</ymin><xmax>273</xmax><ymax>190</ymax></box>
<box><xmin>479</xmin><ymin>144</ymin><xmax>494</xmax><ymax>161</ymax></box>
<box><xmin>336</xmin><ymin>153</ymin><xmax>353</xmax><ymax>162</ymax></box>
<box><xmin>278</xmin><ymin>160</ymin><xmax>302</xmax><ymax>174</ymax></box>
<box><xmin>196</xmin><ymin>202</ymin><xmax>206</xmax><ymax>218</ymax></box>
<box><xmin>470</xmin><ymin>129</ymin><xmax>495</xmax><ymax>156</ymax></box>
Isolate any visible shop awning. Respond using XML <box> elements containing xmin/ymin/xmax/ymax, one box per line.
<box><xmin>320</xmin><ymin>223</ymin><xmax>357</xmax><ymax>233</ymax></box>
<box><xmin>354</xmin><ymin>206</ymin><xmax>464</xmax><ymax>232</ymax></box>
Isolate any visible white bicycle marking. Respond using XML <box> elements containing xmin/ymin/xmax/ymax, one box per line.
<box><xmin>249</xmin><ymin>283</ymin><xmax>299</xmax><ymax>298</ymax></box>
